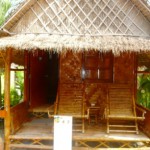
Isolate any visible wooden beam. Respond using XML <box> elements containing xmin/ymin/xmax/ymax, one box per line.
<box><xmin>10</xmin><ymin>144</ymin><xmax>52</xmax><ymax>149</ymax></box>
<box><xmin>4</xmin><ymin>48</ymin><xmax>12</xmax><ymax>150</ymax></box>
<box><xmin>24</xmin><ymin>51</ymin><xmax>29</xmax><ymax>103</ymax></box>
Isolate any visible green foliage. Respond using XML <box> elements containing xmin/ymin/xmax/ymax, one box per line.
<box><xmin>15</xmin><ymin>71</ymin><xmax>24</xmax><ymax>98</ymax></box>
<box><xmin>0</xmin><ymin>71</ymin><xmax>24</xmax><ymax>107</ymax></box>
<box><xmin>137</xmin><ymin>74</ymin><xmax>150</xmax><ymax>109</ymax></box>
<box><xmin>10</xmin><ymin>88</ymin><xmax>20</xmax><ymax>106</ymax></box>
<box><xmin>0</xmin><ymin>0</ymin><xmax>11</xmax><ymax>26</ymax></box>
<box><xmin>10</xmin><ymin>71</ymin><xmax>24</xmax><ymax>106</ymax></box>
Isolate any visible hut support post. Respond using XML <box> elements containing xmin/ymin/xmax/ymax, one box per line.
<box><xmin>4</xmin><ymin>49</ymin><xmax>12</xmax><ymax>150</ymax></box>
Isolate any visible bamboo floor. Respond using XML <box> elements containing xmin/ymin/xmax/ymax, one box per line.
<box><xmin>9</xmin><ymin>118</ymin><xmax>150</xmax><ymax>150</ymax></box>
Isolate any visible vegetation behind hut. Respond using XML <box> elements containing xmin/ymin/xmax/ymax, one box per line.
<box><xmin>0</xmin><ymin>0</ymin><xmax>11</xmax><ymax>26</ymax></box>
<box><xmin>137</xmin><ymin>73</ymin><xmax>150</xmax><ymax>109</ymax></box>
<box><xmin>0</xmin><ymin>0</ymin><xmax>24</xmax><ymax>26</ymax></box>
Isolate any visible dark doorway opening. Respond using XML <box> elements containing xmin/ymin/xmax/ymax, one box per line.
<box><xmin>29</xmin><ymin>51</ymin><xmax>59</xmax><ymax>108</ymax></box>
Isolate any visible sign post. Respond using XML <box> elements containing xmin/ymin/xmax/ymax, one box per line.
<box><xmin>54</xmin><ymin>116</ymin><xmax>73</xmax><ymax>150</ymax></box>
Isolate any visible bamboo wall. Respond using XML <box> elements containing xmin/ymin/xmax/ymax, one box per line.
<box><xmin>59</xmin><ymin>51</ymin><xmax>136</xmax><ymax>118</ymax></box>
<box><xmin>114</xmin><ymin>52</ymin><xmax>135</xmax><ymax>84</ymax></box>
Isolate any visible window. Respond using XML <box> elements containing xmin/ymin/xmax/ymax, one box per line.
<box><xmin>10</xmin><ymin>51</ymin><xmax>27</xmax><ymax>106</ymax></box>
<box><xmin>82</xmin><ymin>51</ymin><xmax>113</xmax><ymax>82</ymax></box>
<box><xmin>137</xmin><ymin>52</ymin><xmax>150</xmax><ymax>109</ymax></box>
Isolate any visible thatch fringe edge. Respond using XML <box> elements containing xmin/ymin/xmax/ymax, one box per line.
<box><xmin>0</xmin><ymin>34</ymin><xmax>150</xmax><ymax>55</ymax></box>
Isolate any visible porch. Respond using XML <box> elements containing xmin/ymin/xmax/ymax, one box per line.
<box><xmin>1</xmin><ymin>50</ymin><xmax>150</xmax><ymax>150</ymax></box>
<box><xmin>9</xmin><ymin>116</ymin><xmax>150</xmax><ymax>150</ymax></box>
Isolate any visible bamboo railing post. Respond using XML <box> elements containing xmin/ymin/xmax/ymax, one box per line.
<box><xmin>4</xmin><ymin>49</ymin><xmax>12</xmax><ymax>150</ymax></box>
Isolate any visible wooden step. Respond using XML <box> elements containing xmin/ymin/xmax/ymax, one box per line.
<box><xmin>10</xmin><ymin>144</ymin><xmax>52</xmax><ymax>149</ymax></box>
<box><xmin>109</xmin><ymin>125</ymin><xmax>136</xmax><ymax>128</ymax></box>
<box><xmin>9</xmin><ymin>135</ymin><xmax>52</xmax><ymax>140</ymax></box>
<box><xmin>109</xmin><ymin>130</ymin><xmax>138</xmax><ymax>133</ymax></box>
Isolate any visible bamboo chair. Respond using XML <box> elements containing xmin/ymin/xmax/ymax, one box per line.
<box><xmin>49</xmin><ymin>83</ymin><xmax>89</xmax><ymax>133</ymax></box>
<box><xmin>106</xmin><ymin>84</ymin><xmax>146</xmax><ymax>134</ymax></box>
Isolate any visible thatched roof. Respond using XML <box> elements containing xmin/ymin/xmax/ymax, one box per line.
<box><xmin>0</xmin><ymin>34</ymin><xmax>150</xmax><ymax>54</ymax></box>
<box><xmin>0</xmin><ymin>0</ymin><xmax>149</xmax><ymax>55</ymax></box>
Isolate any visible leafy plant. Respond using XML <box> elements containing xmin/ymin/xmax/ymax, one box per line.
<box><xmin>10</xmin><ymin>88</ymin><xmax>20</xmax><ymax>106</ymax></box>
<box><xmin>10</xmin><ymin>71</ymin><xmax>24</xmax><ymax>106</ymax></box>
<box><xmin>0</xmin><ymin>0</ymin><xmax>11</xmax><ymax>26</ymax></box>
<box><xmin>15</xmin><ymin>71</ymin><xmax>24</xmax><ymax>99</ymax></box>
<box><xmin>137</xmin><ymin>74</ymin><xmax>150</xmax><ymax>109</ymax></box>
<box><xmin>0</xmin><ymin>71</ymin><xmax>24</xmax><ymax>107</ymax></box>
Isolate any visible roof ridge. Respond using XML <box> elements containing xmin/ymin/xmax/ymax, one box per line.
<box><xmin>131</xmin><ymin>0</ymin><xmax>150</xmax><ymax>21</ymax></box>
<box><xmin>5</xmin><ymin>0</ymin><xmax>26</xmax><ymax>19</ymax></box>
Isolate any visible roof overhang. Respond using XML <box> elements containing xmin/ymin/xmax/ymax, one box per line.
<box><xmin>0</xmin><ymin>34</ymin><xmax>150</xmax><ymax>55</ymax></box>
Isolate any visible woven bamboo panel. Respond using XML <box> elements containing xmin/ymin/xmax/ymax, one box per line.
<box><xmin>60</xmin><ymin>51</ymin><xmax>82</xmax><ymax>83</ymax></box>
<box><xmin>10</xmin><ymin>0</ymin><xmax>150</xmax><ymax>36</ymax></box>
<box><xmin>85</xmin><ymin>83</ymin><xmax>107</xmax><ymax>118</ymax></box>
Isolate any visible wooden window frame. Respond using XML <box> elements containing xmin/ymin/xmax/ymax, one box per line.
<box><xmin>82</xmin><ymin>51</ymin><xmax>113</xmax><ymax>83</ymax></box>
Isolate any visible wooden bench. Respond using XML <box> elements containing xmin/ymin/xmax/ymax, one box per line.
<box><xmin>51</xmin><ymin>83</ymin><xmax>89</xmax><ymax>133</ymax></box>
<box><xmin>106</xmin><ymin>84</ymin><xmax>145</xmax><ymax>134</ymax></box>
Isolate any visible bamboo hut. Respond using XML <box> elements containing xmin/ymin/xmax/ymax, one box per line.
<box><xmin>0</xmin><ymin>0</ymin><xmax>150</xmax><ymax>149</ymax></box>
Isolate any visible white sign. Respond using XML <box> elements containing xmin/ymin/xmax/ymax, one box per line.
<box><xmin>54</xmin><ymin>116</ymin><xmax>73</xmax><ymax>150</ymax></box>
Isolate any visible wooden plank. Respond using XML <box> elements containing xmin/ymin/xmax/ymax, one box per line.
<box><xmin>9</xmin><ymin>145</ymin><xmax>150</xmax><ymax>150</ymax></box>
<box><xmin>0</xmin><ymin>110</ymin><xmax>6</xmax><ymax>118</ymax></box>
<box><xmin>109</xmin><ymin>129</ymin><xmax>137</xmax><ymax>133</ymax></box>
<box><xmin>9</xmin><ymin>135</ymin><xmax>52</xmax><ymax>140</ymax></box>
<box><xmin>24</xmin><ymin>50</ymin><xmax>29</xmax><ymax>103</ymax></box>
<box><xmin>9</xmin><ymin>118</ymin><xmax>150</xmax><ymax>142</ymax></box>
<box><xmin>73</xmin><ymin>148</ymin><xmax>150</xmax><ymax>150</ymax></box>
<box><xmin>10</xmin><ymin>144</ymin><xmax>52</xmax><ymax>149</ymax></box>
<box><xmin>29</xmin><ymin>104</ymin><xmax>54</xmax><ymax>113</ymax></box>
<box><xmin>10</xmin><ymin>102</ymin><xmax>29</xmax><ymax>133</ymax></box>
